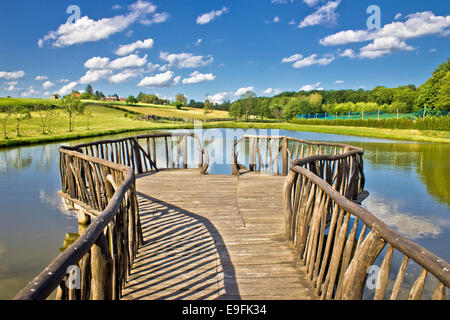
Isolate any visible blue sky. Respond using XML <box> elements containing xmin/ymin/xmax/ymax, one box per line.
<box><xmin>0</xmin><ymin>0</ymin><xmax>448</xmax><ymax>103</ymax></box>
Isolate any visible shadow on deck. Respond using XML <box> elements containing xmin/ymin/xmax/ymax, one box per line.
<box><xmin>121</xmin><ymin>169</ymin><xmax>318</xmax><ymax>300</ymax></box>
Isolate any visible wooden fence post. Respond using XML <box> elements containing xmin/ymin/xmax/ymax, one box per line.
<box><xmin>282</xmin><ymin>137</ymin><xmax>288</xmax><ymax>176</ymax></box>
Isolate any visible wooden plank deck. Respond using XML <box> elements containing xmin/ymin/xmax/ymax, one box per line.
<box><xmin>121</xmin><ymin>169</ymin><xmax>318</xmax><ymax>300</ymax></box>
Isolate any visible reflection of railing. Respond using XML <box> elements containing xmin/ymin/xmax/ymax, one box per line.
<box><xmin>13</xmin><ymin>133</ymin><xmax>209</xmax><ymax>300</ymax></box>
<box><xmin>284</xmin><ymin>157</ymin><xmax>450</xmax><ymax>300</ymax></box>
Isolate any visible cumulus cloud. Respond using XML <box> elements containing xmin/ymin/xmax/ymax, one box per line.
<box><xmin>109</xmin><ymin>69</ymin><xmax>138</xmax><ymax>83</ymax></box>
<box><xmin>109</xmin><ymin>54</ymin><xmax>148</xmax><ymax>69</ymax></box>
<box><xmin>115</xmin><ymin>38</ymin><xmax>154</xmax><ymax>56</ymax></box>
<box><xmin>35</xmin><ymin>75</ymin><xmax>48</xmax><ymax>81</ymax></box>
<box><xmin>42</xmin><ymin>81</ymin><xmax>55</xmax><ymax>90</ymax></box>
<box><xmin>38</xmin><ymin>1</ymin><xmax>166</xmax><ymax>48</ymax></box>
<box><xmin>159</xmin><ymin>52</ymin><xmax>213</xmax><ymax>69</ymax></box>
<box><xmin>282</xmin><ymin>53</ymin><xmax>334</xmax><ymax>68</ymax></box>
<box><xmin>140</xmin><ymin>12</ymin><xmax>169</xmax><ymax>25</ymax></box>
<box><xmin>196</xmin><ymin>7</ymin><xmax>229</xmax><ymax>25</ymax></box>
<box><xmin>84</xmin><ymin>57</ymin><xmax>111</xmax><ymax>69</ymax></box>
<box><xmin>300</xmin><ymin>82</ymin><xmax>323</xmax><ymax>91</ymax></box>
<box><xmin>138</xmin><ymin>71</ymin><xmax>181</xmax><ymax>88</ymax></box>
<box><xmin>339</xmin><ymin>48</ymin><xmax>356</xmax><ymax>58</ymax></box>
<box><xmin>263</xmin><ymin>88</ymin><xmax>282</xmax><ymax>95</ymax></box>
<box><xmin>320</xmin><ymin>11</ymin><xmax>450</xmax><ymax>59</ymax></box>
<box><xmin>56</xmin><ymin>81</ymin><xmax>78</xmax><ymax>96</ymax></box>
<box><xmin>79</xmin><ymin>69</ymin><xmax>112</xmax><ymax>84</ymax></box>
<box><xmin>0</xmin><ymin>70</ymin><xmax>25</xmax><ymax>80</ymax></box>
<box><xmin>206</xmin><ymin>91</ymin><xmax>233</xmax><ymax>104</ymax></box>
<box><xmin>182</xmin><ymin>71</ymin><xmax>216</xmax><ymax>84</ymax></box>
<box><xmin>234</xmin><ymin>86</ymin><xmax>255</xmax><ymax>96</ymax></box>
<box><xmin>298</xmin><ymin>0</ymin><xmax>341</xmax><ymax>28</ymax></box>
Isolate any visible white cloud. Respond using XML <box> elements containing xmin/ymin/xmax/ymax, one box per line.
<box><xmin>320</xmin><ymin>11</ymin><xmax>450</xmax><ymax>59</ymax></box>
<box><xmin>84</xmin><ymin>57</ymin><xmax>111</xmax><ymax>69</ymax></box>
<box><xmin>145</xmin><ymin>62</ymin><xmax>162</xmax><ymax>73</ymax></box>
<box><xmin>283</xmin><ymin>53</ymin><xmax>335</xmax><ymax>68</ymax></box>
<box><xmin>140</xmin><ymin>12</ymin><xmax>169</xmax><ymax>25</ymax></box>
<box><xmin>196</xmin><ymin>7</ymin><xmax>229</xmax><ymax>25</ymax></box>
<box><xmin>38</xmin><ymin>1</ymin><xmax>165</xmax><ymax>48</ymax></box>
<box><xmin>112</xmin><ymin>4</ymin><xmax>122</xmax><ymax>10</ymax></box>
<box><xmin>206</xmin><ymin>91</ymin><xmax>233</xmax><ymax>104</ymax></box>
<box><xmin>282</xmin><ymin>54</ymin><xmax>304</xmax><ymax>63</ymax></box>
<box><xmin>298</xmin><ymin>0</ymin><xmax>341</xmax><ymax>28</ymax></box>
<box><xmin>42</xmin><ymin>81</ymin><xmax>55</xmax><ymax>90</ymax></box>
<box><xmin>194</xmin><ymin>38</ymin><xmax>203</xmax><ymax>46</ymax></box>
<box><xmin>115</xmin><ymin>38</ymin><xmax>154</xmax><ymax>56</ymax></box>
<box><xmin>138</xmin><ymin>71</ymin><xmax>180</xmax><ymax>88</ymax></box>
<box><xmin>109</xmin><ymin>54</ymin><xmax>148</xmax><ymax>69</ymax></box>
<box><xmin>0</xmin><ymin>70</ymin><xmax>25</xmax><ymax>80</ymax></box>
<box><xmin>35</xmin><ymin>75</ymin><xmax>48</xmax><ymax>81</ymax></box>
<box><xmin>159</xmin><ymin>52</ymin><xmax>213</xmax><ymax>69</ymax></box>
<box><xmin>22</xmin><ymin>86</ymin><xmax>40</xmax><ymax>97</ymax></box>
<box><xmin>303</xmin><ymin>0</ymin><xmax>322</xmax><ymax>6</ymax></box>
<box><xmin>339</xmin><ymin>48</ymin><xmax>356</xmax><ymax>58</ymax></box>
<box><xmin>182</xmin><ymin>71</ymin><xmax>216</xmax><ymax>84</ymax></box>
<box><xmin>300</xmin><ymin>82</ymin><xmax>323</xmax><ymax>91</ymax></box>
<box><xmin>109</xmin><ymin>69</ymin><xmax>138</xmax><ymax>83</ymax></box>
<box><xmin>395</xmin><ymin>13</ymin><xmax>402</xmax><ymax>20</ymax></box>
<box><xmin>79</xmin><ymin>69</ymin><xmax>112</xmax><ymax>84</ymax></box>
<box><xmin>234</xmin><ymin>86</ymin><xmax>255</xmax><ymax>96</ymax></box>
<box><xmin>359</xmin><ymin>37</ymin><xmax>415</xmax><ymax>59</ymax></box>
<box><xmin>334</xmin><ymin>80</ymin><xmax>344</xmax><ymax>84</ymax></box>
<box><xmin>56</xmin><ymin>82</ymin><xmax>78</xmax><ymax>96</ymax></box>
<box><xmin>58</xmin><ymin>78</ymin><xmax>70</xmax><ymax>83</ymax></box>
<box><xmin>263</xmin><ymin>88</ymin><xmax>282</xmax><ymax>95</ymax></box>
<box><xmin>274</xmin><ymin>16</ymin><xmax>280</xmax><ymax>23</ymax></box>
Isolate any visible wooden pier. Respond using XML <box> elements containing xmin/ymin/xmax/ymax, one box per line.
<box><xmin>121</xmin><ymin>169</ymin><xmax>317</xmax><ymax>300</ymax></box>
<box><xmin>13</xmin><ymin>133</ymin><xmax>450</xmax><ymax>301</ymax></box>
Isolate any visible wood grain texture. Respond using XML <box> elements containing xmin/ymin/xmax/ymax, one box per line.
<box><xmin>120</xmin><ymin>169</ymin><xmax>318</xmax><ymax>300</ymax></box>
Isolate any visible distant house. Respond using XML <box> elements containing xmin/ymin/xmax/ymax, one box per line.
<box><xmin>49</xmin><ymin>94</ymin><xmax>59</xmax><ymax>100</ymax></box>
<box><xmin>102</xmin><ymin>96</ymin><xmax>119</xmax><ymax>102</ymax></box>
<box><xmin>71</xmin><ymin>92</ymin><xmax>81</xmax><ymax>98</ymax></box>
<box><xmin>119</xmin><ymin>98</ymin><xmax>126</xmax><ymax>102</ymax></box>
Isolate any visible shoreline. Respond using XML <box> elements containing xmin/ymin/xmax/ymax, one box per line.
<box><xmin>0</xmin><ymin>121</ymin><xmax>448</xmax><ymax>149</ymax></box>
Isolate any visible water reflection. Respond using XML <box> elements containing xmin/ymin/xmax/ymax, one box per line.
<box><xmin>0</xmin><ymin>128</ymin><xmax>448</xmax><ymax>299</ymax></box>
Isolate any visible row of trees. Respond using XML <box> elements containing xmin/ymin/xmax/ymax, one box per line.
<box><xmin>0</xmin><ymin>95</ymin><xmax>87</xmax><ymax>138</ymax></box>
<box><xmin>225</xmin><ymin>59</ymin><xmax>449</xmax><ymax>121</ymax></box>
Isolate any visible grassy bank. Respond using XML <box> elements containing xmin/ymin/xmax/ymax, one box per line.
<box><xmin>1</xmin><ymin>104</ymin><xmax>449</xmax><ymax>148</ymax></box>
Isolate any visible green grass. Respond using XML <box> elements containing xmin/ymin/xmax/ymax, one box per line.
<box><xmin>0</xmin><ymin>101</ymin><xmax>448</xmax><ymax>148</ymax></box>
<box><xmin>0</xmin><ymin>97</ymin><xmax>62</xmax><ymax>108</ymax></box>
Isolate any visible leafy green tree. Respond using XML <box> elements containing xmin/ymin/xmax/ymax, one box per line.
<box><xmin>126</xmin><ymin>95</ymin><xmax>138</xmax><ymax>105</ymax></box>
<box><xmin>62</xmin><ymin>95</ymin><xmax>84</xmax><ymax>132</ymax></box>
<box><xmin>229</xmin><ymin>101</ymin><xmax>244</xmax><ymax>121</ymax></box>
<box><xmin>176</xmin><ymin>94</ymin><xmax>187</xmax><ymax>107</ymax></box>
<box><xmin>204</xmin><ymin>99</ymin><xmax>214</xmax><ymax>119</ymax></box>
<box><xmin>240</xmin><ymin>91</ymin><xmax>257</xmax><ymax>121</ymax></box>
<box><xmin>436</xmin><ymin>72</ymin><xmax>450</xmax><ymax>111</ymax></box>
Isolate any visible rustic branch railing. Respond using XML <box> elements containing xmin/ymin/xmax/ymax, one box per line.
<box><xmin>68</xmin><ymin>132</ymin><xmax>209</xmax><ymax>175</ymax></box>
<box><xmin>232</xmin><ymin>135</ymin><xmax>363</xmax><ymax>176</ymax></box>
<box><xmin>13</xmin><ymin>133</ymin><xmax>209</xmax><ymax>300</ymax></box>
<box><xmin>284</xmin><ymin>157</ymin><xmax>450</xmax><ymax>300</ymax></box>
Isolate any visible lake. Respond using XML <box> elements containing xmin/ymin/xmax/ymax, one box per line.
<box><xmin>0</xmin><ymin>128</ymin><xmax>449</xmax><ymax>299</ymax></box>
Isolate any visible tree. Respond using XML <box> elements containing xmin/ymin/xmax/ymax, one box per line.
<box><xmin>85</xmin><ymin>108</ymin><xmax>93</xmax><ymax>130</ymax></box>
<box><xmin>126</xmin><ymin>95</ymin><xmax>138</xmax><ymax>105</ymax></box>
<box><xmin>435</xmin><ymin>72</ymin><xmax>450</xmax><ymax>111</ymax></box>
<box><xmin>62</xmin><ymin>95</ymin><xmax>84</xmax><ymax>132</ymax></box>
<box><xmin>0</xmin><ymin>106</ymin><xmax>13</xmax><ymax>139</ymax></box>
<box><xmin>240</xmin><ymin>91</ymin><xmax>257</xmax><ymax>121</ymax></box>
<box><xmin>86</xmin><ymin>84</ymin><xmax>94</xmax><ymax>95</ymax></box>
<box><xmin>176</xmin><ymin>94</ymin><xmax>187</xmax><ymax>107</ymax></box>
<box><xmin>204</xmin><ymin>99</ymin><xmax>214</xmax><ymax>119</ymax></box>
<box><xmin>229</xmin><ymin>101</ymin><xmax>244</xmax><ymax>121</ymax></box>
<box><xmin>12</xmin><ymin>106</ymin><xmax>31</xmax><ymax>136</ymax></box>
<box><xmin>36</xmin><ymin>104</ymin><xmax>50</xmax><ymax>134</ymax></box>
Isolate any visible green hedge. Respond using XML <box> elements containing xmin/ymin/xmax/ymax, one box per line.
<box><xmin>290</xmin><ymin>116</ymin><xmax>450</xmax><ymax>131</ymax></box>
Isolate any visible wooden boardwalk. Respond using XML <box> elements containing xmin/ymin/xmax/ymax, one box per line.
<box><xmin>121</xmin><ymin>169</ymin><xmax>318</xmax><ymax>300</ymax></box>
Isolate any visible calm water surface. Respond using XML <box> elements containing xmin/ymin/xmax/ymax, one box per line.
<box><xmin>0</xmin><ymin>128</ymin><xmax>448</xmax><ymax>299</ymax></box>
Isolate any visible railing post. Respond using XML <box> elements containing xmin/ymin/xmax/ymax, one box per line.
<box><xmin>132</xmin><ymin>138</ymin><xmax>143</xmax><ymax>174</ymax></box>
<box><xmin>282</xmin><ymin>137</ymin><xmax>288</xmax><ymax>176</ymax></box>
<box><xmin>183</xmin><ymin>135</ymin><xmax>188</xmax><ymax>169</ymax></box>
